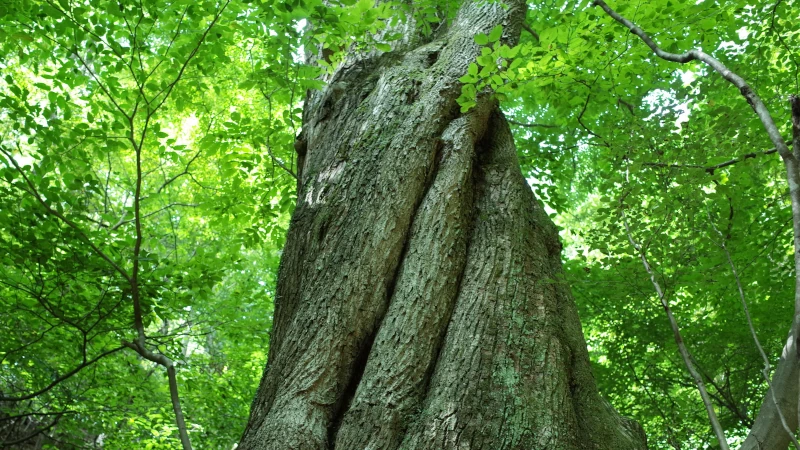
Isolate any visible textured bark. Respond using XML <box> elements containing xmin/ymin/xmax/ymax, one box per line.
<box><xmin>238</xmin><ymin>1</ymin><xmax>648</xmax><ymax>449</ymax></box>
<box><xmin>740</xmin><ymin>321</ymin><xmax>800</xmax><ymax>450</ymax></box>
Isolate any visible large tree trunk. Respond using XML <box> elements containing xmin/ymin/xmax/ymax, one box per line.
<box><xmin>239</xmin><ymin>1</ymin><xmax>647</xmax><ymax>449</ymax></box>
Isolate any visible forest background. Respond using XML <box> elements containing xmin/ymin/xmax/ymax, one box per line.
<box><xmin>0</xmin><ymin>0</ymin><xmax>798</xmax><ymax>448</ymax></box>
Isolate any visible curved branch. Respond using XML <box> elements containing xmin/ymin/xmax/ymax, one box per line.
<box><xmin>124</xmin><ymin>341</ymin><xmax>191</xmax><ymax>450</ymax></box>
<box><xmin>593</xmin><ymin>0</ymin><xmax>791</xmax><ymax>161</ymax></box>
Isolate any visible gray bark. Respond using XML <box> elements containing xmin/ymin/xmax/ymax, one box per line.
<box><xmin>239</xmin><ymin>1</ymin><xmax>647</xmax><ymax>449</ymax></box>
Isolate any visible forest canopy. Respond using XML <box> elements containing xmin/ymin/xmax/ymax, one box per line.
<box><xmin>0</xmin><ymin>0</ymin><xmax>798</xmax><ymax>448</ymax></box>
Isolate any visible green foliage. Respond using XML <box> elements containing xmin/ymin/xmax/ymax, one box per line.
<box><xmin>0</xmin><ymin>0</ymin><xmax>300</xmax><ymax>445</ymax></box>
<box><xmin>0</xmin><ymin>0</ymin><xmax>798</xmax><ymax>448</ymax></box>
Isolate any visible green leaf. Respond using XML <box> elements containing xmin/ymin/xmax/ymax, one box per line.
<box><xmin>488</xmin><ymin>25</ymin><xmax>503</xmax><ymax>43</ymax></box>
<box><xmin>474</xmin><ymin>33</ymin><xmax>489</xmax><ymax>45</ymax></box>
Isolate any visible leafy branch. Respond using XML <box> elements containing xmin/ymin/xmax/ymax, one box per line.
<box><xmin>596</xmin><ymin>0</ymin><xmax>800</xmax><ymax>446</ymax></box>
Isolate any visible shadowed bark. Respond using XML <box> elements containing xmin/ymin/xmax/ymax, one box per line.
<box><xmin>238</xmin><ymin>1</ymin><xmax>648</xmax><ymax>449</ymax></box>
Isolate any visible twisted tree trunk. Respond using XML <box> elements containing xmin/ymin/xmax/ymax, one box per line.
<box><xmin>239</xmin><ymin>1</ymin><xmax>647</xmax><ymax>449</ymax></box>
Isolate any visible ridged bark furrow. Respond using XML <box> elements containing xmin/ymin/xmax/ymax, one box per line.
<box><xmin>239</xmin><ymin>1</ymin><xmax>648</xmax><ymax>449</ymax></box>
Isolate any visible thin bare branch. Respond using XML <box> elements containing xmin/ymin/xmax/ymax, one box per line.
<box><xmin>643</xmin><ymin>148</ymin><xmax>778</xmax><ymax>174</ymax></box>
<box><xmin>707</xmin><ymin>207</ymin><xmax>800</xmax><ymax>449</ymax></box>
<box><xmin>621</xmin><ymin>205</ymin><xmax>730</xmax><ymax>450</ymax></box>
<box><xmin>507</xmin><ymin>119</ymin><xmax>558</xmax><ymax>129</ymax></box>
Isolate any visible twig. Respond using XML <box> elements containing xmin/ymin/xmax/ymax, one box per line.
<box><xmin>262</xmin><ymin>142</ymin><xmax>298</xmax><ymax>180</ymax></box>
<box><xmin>507</xmin><ymin>119</ymin><xmax>558</xmax><ymax>129</ymax></box>
<box><xmin>149</xmin><ymin>0</ymin><xmax>231</xmax><ymax>114</ymax></box>
<box><xmin>0</xmin><ymin>146</ymin><xmax>132</xmax><ymax>284</ymax></box>
<box><xmin>576</xmin><ymin>94</ymin><xmax>609</xmax><ymax>146</ymax></box>
<box><xmin>155</xmin><ymin>149</ymin><xmax>203</xmax><ymax>194</ymax></box>
<box><xmin>643</xmin><ymin>148</ymin><xmax>778</xmax><ymax>174</ymax></box>
<box><xmin>112</xmin><ymin>203</ymin><xmax>198</xmax><ymax>230</ymax></box>
<box><xmin>521</xmin><ymin>22</ymin><xmax>539</xmax><ymax>41</ymax></box>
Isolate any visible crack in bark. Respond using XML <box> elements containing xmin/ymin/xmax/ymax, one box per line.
<box><xmin>411</xmin><ymin>115</ymin><xmax>493</xmax><ymax>425</ymax></box>
<box><xmin>327</xmin><ymin>329</ymin><xmax>377</xmax><ymax>448</ymax></box>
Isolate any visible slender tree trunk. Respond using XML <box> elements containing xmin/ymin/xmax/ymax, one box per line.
<box><xmin>239</xmin><ymin>1</ymin><xmax>647</xmax><ymax>449</ymax></box>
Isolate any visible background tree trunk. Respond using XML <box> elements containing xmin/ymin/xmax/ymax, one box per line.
<box><xmin>239</xmin><ymin>1</ymin><xmax>648</xmax><ymax>449</ymax></box>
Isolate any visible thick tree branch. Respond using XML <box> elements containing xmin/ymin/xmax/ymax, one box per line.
<box><xmin>123</xmin><ymin>106</ymin><xmax>193</xmax><ymax>450</ymax></box>
<box><xmin>128</xmin><ymin>113</ymin><xmax>148</xmax><ymax>346</ymax></box>
<box><xmin>123</xmin><ymin>340</ymin><xmax>192</xmax><ymax>450</ymax></box>
<box><xmin>114</xmin><ymin>7</ymin><xmax>230</xmax><ymax>450</ymax></box>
